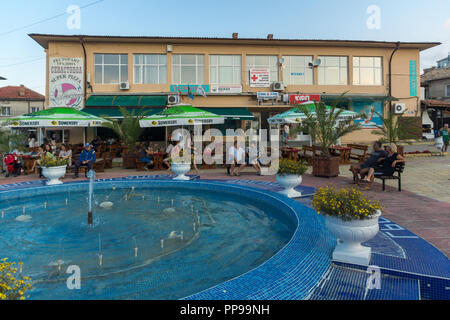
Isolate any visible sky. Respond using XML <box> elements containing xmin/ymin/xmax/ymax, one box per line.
<box><xmin>0</xmin><ymin>0</ymin><xmax>449</xmax><ymax>94</ymax></box>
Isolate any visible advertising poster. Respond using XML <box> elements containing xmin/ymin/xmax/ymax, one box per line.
<box><xmin>249</xmin><ymin>68</ymin><xmax>270</xmax><ymax>87</ymax></box>
<box><xmin>352</xmin><ymin>101</ymin><xmax>383</xmax><ymax>129</ymax></box>
<box><xmin>49</xmin><ymin>57</ymin><xmax>84</xmax><ymax>110</ymax></box>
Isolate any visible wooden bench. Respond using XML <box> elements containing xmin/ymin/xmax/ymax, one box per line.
<box><xmin>373</xmin><ymin>162</ymin><xmax>405</xmax><ymax>192</ymax></box>
<box><xmin>136</xmin><ymin>159</ymin><xmax>147</xmax><ymax>171</ymax></box>
<box><xmin>347</xmin><ymin>144</ymin><xmax>368</xmax><ymax>163</ymax></box>
<box><xmin>299</xmin><ymin>145</ymin><xmax>318</xmax><ymax>165</ymax></box>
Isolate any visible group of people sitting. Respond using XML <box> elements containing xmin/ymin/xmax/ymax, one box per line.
<box><xmin>349</xmin><ymin>141</ymin><xmax>406</xmax><ymax>188</ymax></box>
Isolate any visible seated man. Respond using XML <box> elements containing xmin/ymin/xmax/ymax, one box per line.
<box><xmin>138</xmin><ymin>143</ymin><xmax>154</xmax><ymax>169</ymax></box>
<box><xmin>349</xmin><ymin>141</ymin><xmax>386</xmax><ymax>183</ymax></box>
<box><xmin>74</xmin><ymin>143</ymin><xmax>96</xmax><ymax>178</ymax></box>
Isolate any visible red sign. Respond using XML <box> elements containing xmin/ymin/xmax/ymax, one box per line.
<box><xmin>289</xmin><ymin>94</ymin><xmax>321</xmax><ymax>105</ymax></box>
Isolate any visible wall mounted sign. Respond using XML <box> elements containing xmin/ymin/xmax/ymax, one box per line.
<box><xmin>49</xmin><ymin>57</ymin><xmax>84</xmax><ymax>110</ymax></box>
<box><xmin>170</xmin><ymin>85</ymin><xmax>210</xmax><ymax>93</ymax></box>
<box><xmin>250</xmin><ymin>68</ymin><xmax>270</xmax><ymax>87</ymax></box>
<box><xmin>289</xmin><ymin>94</ymin><xmax>321</xmax><ymax>105</ymax></box>
<box><xmin>257</xmin><ymin>92</ymin><xmax>279</xmax><ymax>100</ymax></box>
<box><xmin>409</xmin><ymin>60</ymin><xmax>417</xmax><ymax>97</ymax></box>
<box><xmin>352</xmin><ymin>101</ymin><xmax>383</xmax><ymax>129</ymax></box>
<box><xmin>210</xmin><ymin>85</ymin><xmax>242</xmax><ymax>94</ymax></box>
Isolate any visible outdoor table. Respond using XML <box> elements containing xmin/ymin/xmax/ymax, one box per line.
<box><xmin>150</xmin><ymin>152</ymin><xmax>164</xmax><ymax>170</ymax></box>
<box><xmin>329</xmin><ymin>145</ymin><xmax>351</xmax><ymax>164</ymax></box>
<box><xmin>281</xmin><ymin>147</ymin><xmax>300</xmax><ymax>161</ymax></box>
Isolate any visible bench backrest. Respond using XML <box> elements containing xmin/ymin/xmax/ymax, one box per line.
<box><xmin>395</xmin><ymin>162</ymin><xmax>405</xmax><ymax>173</ymax></box>
<box><xmin>347</xmin><ymin>144</ymin><xmax>368</xmax><ymax>154</ymax></box>
<box><xmin>303</xmin><ymin>145</ymin><xmax>316</xmax><ymax>157</ymax></box>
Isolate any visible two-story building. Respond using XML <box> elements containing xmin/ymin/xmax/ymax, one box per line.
<box><xmin>29</xmin><ymin>33</ymin><xmax>439</xmax><ymax>144</ymax></box>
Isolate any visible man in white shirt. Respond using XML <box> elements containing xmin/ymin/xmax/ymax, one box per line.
<box><xmin>227</xmin><ymin>140</ymin><xmax>246</xmax><ymax>176</ymax></box>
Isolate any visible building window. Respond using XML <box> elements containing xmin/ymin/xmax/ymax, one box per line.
<box><xmin>318</xmin><ymin>56</ymin><xmax>348</xmax><ymax>85</ymax></box>
<box><xmin>94</xmin><ymin>54</ymin><xmax>128</xmax><ymax>84</ymax></box>
<box><xmin>246</xmin><ymin>55</ymin><xmax>278</xmax><ymax>83</ymax></box>
<box><xmin>172</xmin><ymin>54</ymin><xmax>204</xmax><ymax>84</ymax></box>
<box><xmin>446</xmin><ymin>84</ymin><xmax>450</xmax><ymax>97</ymax></box>
<box><xmin>31</xmin><ymin>107</ymin><xmax>40</xmax><ymax>113</ymax></box>
<box><xmin>1</xmin><ymin>106</ymin><xmax>11</xmax><ymax>116</ymax></box>
<box><xmin>210</xmin><ymin>55</ymin><xmax>241</xmax><ymax>85</ymax></box>
<box><xmin>282</xmin><ymin>56</ymin><xmax>314</xmax><ymax>85</ymax></box>
<box><xmin>353</xmin><ymin>57</ymin><xmax>382</xmax><ymax>85</ymax></box>
<box><xmin>133</xmin><ymin>54</ymin><xmax>167</xmax><ymax>84</ymax></box>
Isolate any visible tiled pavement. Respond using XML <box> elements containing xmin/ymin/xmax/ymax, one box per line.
<box><xmin>1</xmin><ymin>156</ymin><xmax>449</xmax><ymax>258</ymax></box>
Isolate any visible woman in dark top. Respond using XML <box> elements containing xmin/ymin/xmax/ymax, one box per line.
<box><xmin>364</xmin><ymin>143</ymin><xmax>405</xmax><ymax>184</ymax></box>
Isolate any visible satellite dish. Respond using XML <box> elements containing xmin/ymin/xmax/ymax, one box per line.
<box><xmin>313</xmin><ymin>59</ymin><xmax>321</xmax><ymax>67</ymax></box>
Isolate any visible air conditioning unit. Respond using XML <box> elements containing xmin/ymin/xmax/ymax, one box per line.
<box><xmin>272</xmin><ymin>82</ymin><xmax>285</xmax><ymax>91</ymax></box>
<box><xmin>119</xmin><ymin>81</ymin><xmax>130</xmax><ymax>90</ymax></box>
<box><xmin>394</xmin><ymin>103</ymin><xmax>406</xmax><ymax>114</ymax></box>
<box><xmin>167</xmin><ymin>94</ymin><xmax>180</xmax><ymax>105</ymax></box>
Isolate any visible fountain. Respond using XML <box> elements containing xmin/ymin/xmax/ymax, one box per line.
<box><xmin>87</xmin><ymin>170</ymin><xmax>96</xmax><ymax>225</ymax></box>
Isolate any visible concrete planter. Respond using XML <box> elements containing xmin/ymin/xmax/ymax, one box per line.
<box><xmin>41</xmin><ymin>165</ymin><xmax>67</xmax><ymax>186</ymax></box>
<box><xmin>276</xmin><ymin>174</ymin><xmax>302</xmax><ymax>198</ymax></box>
<box><xmin>172</xmin><ymin>163</ymin><xmax>191</xmax><ymax>180</ymax></box>
<box><xmin>325</xmin><ymin>210</ymin><xmax>381</xmax><ymax>266</ymax></box>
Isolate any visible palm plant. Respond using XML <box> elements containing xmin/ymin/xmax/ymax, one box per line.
<box><xmin>297</xmin><ymin>97</ymin><xmax>366</xmax><ymax>157</ymax></box>
<box><xmin>102</xmin><ymin>107</ymin><xmax>149</xmax><ymax>154</ymax></box>
<box><xmin>0</xmin><ymin>129</ymin><xmax>27</xmax><ymax>154</ymax></box>
<box><xmin>372</xmin><ymin>109</ymin><xmax>418</xmax><ymax>144</ymax></box>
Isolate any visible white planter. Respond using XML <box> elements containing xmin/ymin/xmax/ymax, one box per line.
<box><xmin>276</xmin><ymin>174</ymin><xmax>302</xmax><ymax>198</ymax></box>
<box><xmin>325</xmin><ymin>210</ymin><xmax>381</xmax><ymax>266</ymax></box>
<box><xmin>171</xmin><ymin>163</ymin><xmax>191</xmax><ymax>180</ymax></box>
<box><xmin>41</xmin><ymin>165</ymin><xmax>67</xmax><ymax>186</ymax></box>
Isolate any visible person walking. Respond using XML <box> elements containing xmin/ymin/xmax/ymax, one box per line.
<box><xmin>440</xmin><ymin>124</ymin><xmax>449</xmax><ymax>152</ymax></box>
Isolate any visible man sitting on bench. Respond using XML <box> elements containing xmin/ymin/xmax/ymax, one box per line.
<box><xmin>74</xmin><ymin>143</ymin><xmax>96</xmax><ymax>178</ymax></box>
<box><xmin>349</xmin><ymin>141</ymin><xmax>386</xmax><ymax>183</ymax></box>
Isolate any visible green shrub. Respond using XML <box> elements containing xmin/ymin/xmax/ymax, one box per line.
<box><xmin>277</xmin><ymin>158</ymin><xmax>308</xmax><ymax>176</ymax></box>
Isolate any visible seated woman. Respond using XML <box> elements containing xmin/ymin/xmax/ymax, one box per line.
<box><xmin>138</xmin><ymin>143</ymin><xmax>154</xmax><ymax>170</ymax></box>
<box><xmin>363</xmin><ymin>143</ymin><xmax>405</xmax><ymax>188</ymax></box>
<box><xmin>59</xmin><ymin>144</ymin><xmax>72</xmax><ymax>178</ymax></box>
<box><xmin>247</xmin><ymin>141</ymin><xmax>262</xmax><ymax>174</ymax></box>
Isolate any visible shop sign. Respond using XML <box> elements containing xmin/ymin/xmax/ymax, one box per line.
<box><xmin>289</xmin><ymin>94</ymin><xmax>321</xmax><ymax>105</ymax></box>
<box><xmin>257</xmin><ymin>92</ymin><xmax>279</xmax><ymax>100</ymax></box>
<box><xmin>170</xmin><ymin>85</ymin><xmax>210</xmax><ymax>93</ymax></box>
<box><xmin>250</xmin><ymin>68</ymin><xmax>270</xmax><ymax>87</ymax></box>
<box><xmin>409</xmin><ymin>60</ymin><xmax>417</xmax><ymax>97</ymax></box>
<box><xmin>49</xmin><ymin>57</ymin><xmax>84</xmax><ymax>110</ymax></box>
<box><xmin>210</xmin><ymin>85</ymin><xmax>242</xmax><ymax>94</ymax></box>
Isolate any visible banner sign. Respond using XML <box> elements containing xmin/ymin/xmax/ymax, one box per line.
<box><xmin>257</xmin><ymin>92</ymin><xmax>279</xmax><ymax>100</ymax></box>
<box><xmin>170</xmin><ymin>85</ymin><xmax>210</xmax><ymax>93</ymax></box>
<box><xmin>409</xmin><ymin>60</ymin><xmax>417</xmax><ymax>97</ymax></box>
<box><xmin>49</xmin><ymin>57</ymin><xmax>84</xmax><ymax>110</ymax></box>
<box><xmin>352</xmin><ymin>101</ymin><xmax>383</xmax><ymax>129</ymax></box>
<box><xmin>250</xmin><ymin>68</ymin><xmax>270</xmax><ymax>87</ymax></box>
<box><xmin>289</xmin><ymin>94</ymin><xmax>321</xmax><ymax>105</ymax></box>
<box><xmin>210</xmin><ymin>85</ymin><xmax>242</xmax><ymax>94</ymax></box>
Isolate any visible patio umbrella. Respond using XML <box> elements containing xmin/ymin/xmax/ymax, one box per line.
<box><xmin>0</xmin><ymin>107</ymin><xmax>108</xmax><ymax>128</ymax></box>
<box><xmin>139</xmin><ymin>104</ymin><xmax>224</xmax><ymax>128</ymax></box>
<box><xmin>267</xmin><ymin>101</ymin><xmax>359</xmax><ymax>125</ymax></box>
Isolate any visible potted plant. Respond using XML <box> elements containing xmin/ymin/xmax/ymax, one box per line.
<box><xmin>312</xmin><ymin>185</ymin><xmax>382</xmax><ymax>265</ymax></box>
<box><xmin>297</xmin><ymin>97</ymin><xmax>364</xmax><ymax>177</ymax></box>
<box><xmin>170</xmin><ymin>149</ymin><xmax>191</xmax><ymax>180</ymax></box>
<box><xmin>372</xmin><ymin>101</ymin><xmax>420</xmax><ymax>156</ymax></box>
<box><xmin>40</xmin><ymin>154</ymin><xmax>69</xmax><ymax>185</ymax></box>
<box><xmin>102</xmin><ymin>107</ymin><xmax>149</xmax><ymax>169</ymax></box>
<box><xmin>276</xmin><ymin>158</ymin><xmax>308</xmax><ymax>198</ymax></box>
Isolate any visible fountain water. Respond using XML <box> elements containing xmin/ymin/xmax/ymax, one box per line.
<box><xmin>87</xmin><ymin>170</ymin><xmax>96</xmax><ymax>225</ymax></box>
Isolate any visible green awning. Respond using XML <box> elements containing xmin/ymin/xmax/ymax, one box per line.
<box><xmin>85</xmin><ymin>95</ymin><xmax>167</xmax><ymax>107</ymax></box>
<box><xmin>201</xmin><ymin>108</ymin><xmax>254</xmax><ymax>120</ymax></box>
<box><xmin>82</xmin><ymin>107</ymin><xmax>163</xmax><ymax>119</ymax></box>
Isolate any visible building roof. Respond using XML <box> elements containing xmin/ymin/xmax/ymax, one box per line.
<box><xmin>0</xmin><ymin>76</ymin><xmax>6</xmax><ymax>80</ymax></box>
<box><xmin>421</xmin><ymin>67</ymin><xmax>450</xmax><ymax>83</ymax></box>
<box><xmin>28</xmin><ymin>33</ymin><xmax>441</xmax><ymax>51</ymax></box>
<box><xmin>0</xmin><ymin>85</ymin><xmax>45</xmax><ymax>101</ymax></box>
<box><xmin>422</xmin><ymin>99</ymin><xmax>450</xmax><ymax>107</ymax></box>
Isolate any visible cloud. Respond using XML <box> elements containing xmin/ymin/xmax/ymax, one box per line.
<box><xmin>421</xmin><ymin>18</ymin><xmax>450</xmax><ymax>72</ymax></box>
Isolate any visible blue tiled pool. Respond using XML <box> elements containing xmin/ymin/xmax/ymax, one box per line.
<box><xmin>0</xmin><ymin>179</ymin><xmax>334</xmax><ymax>300</ymax></box>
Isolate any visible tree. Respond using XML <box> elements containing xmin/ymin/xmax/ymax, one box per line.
<box><xmin>0</xmin><ymin>129</ymin><xmax>27</xmax><ymax>154</ymax></box>
<box><xmin>102</xmin><ymin>107</ymin><xmax>149</xmax><ymax>154</ymax></box>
